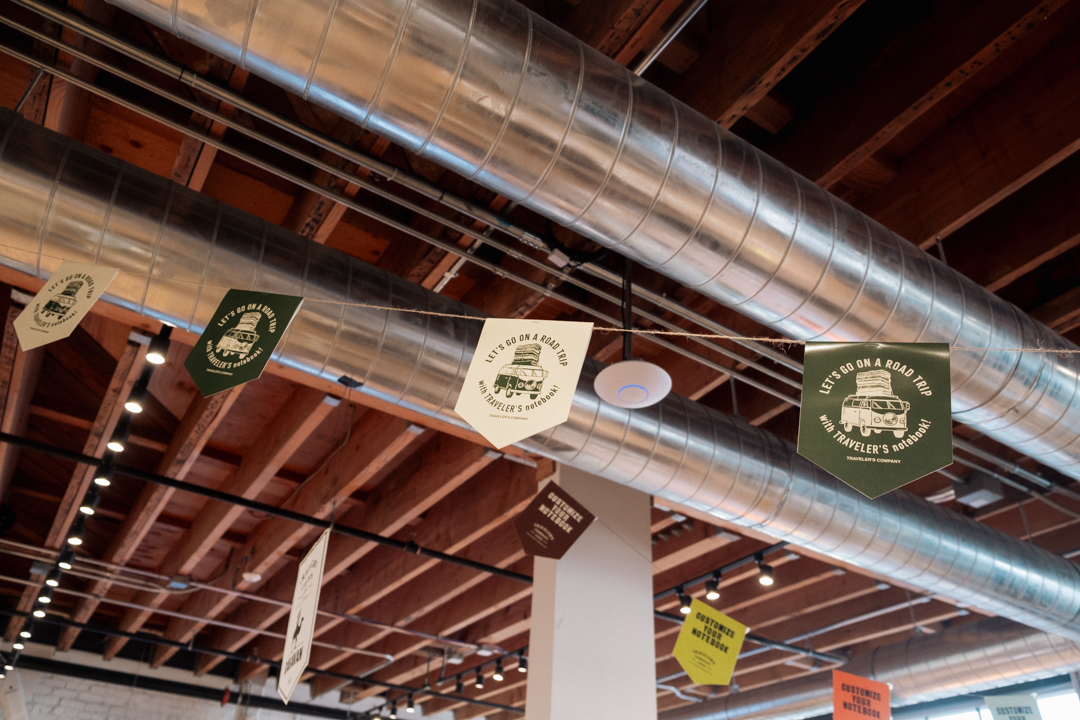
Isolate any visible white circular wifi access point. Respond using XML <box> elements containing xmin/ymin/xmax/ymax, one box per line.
<box><xmin>594</xmin><ymin>361</ymin><xmax>672</xmax><ymax>409</ymax></box>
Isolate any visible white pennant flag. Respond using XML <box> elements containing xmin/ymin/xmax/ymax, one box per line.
<box><xmin>277</xmin><ymin>529</ymin><xmax>330</xmax><ymax>704</ymax></box>
<box><xmin>455</xmin><ymin>319</ymin><xmax>593</xmax><ymax>448</ymax></box>
<box><xmin>14</xmin><ymin>261</ymin><xmax>118</xmax><ymax>351</ymax></box>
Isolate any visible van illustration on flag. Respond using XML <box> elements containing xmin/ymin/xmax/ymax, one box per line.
<box><xmin>493</xmin><ymin>343</ymin><xmax>550</xmax><ymax>400</ymax></box>
<box><xmin>840</xmin><ymin>370</ymin><xmax>911</xmax><ymax>439</ymax></box>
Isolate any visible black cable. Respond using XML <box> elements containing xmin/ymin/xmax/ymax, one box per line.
<box><xmin>0</xmin><ymin>432</ymin><xmax>532</xmax><ymax>585</ymax></box>
<box><xmin>652</xmin><ymin>609</ymin><xmax>846</xmax><ymax>664</ymax></box>
<box><xmin>0</xmin><ymin>609</ymin><xmax>524</xmax><ymax>714</ymax></box>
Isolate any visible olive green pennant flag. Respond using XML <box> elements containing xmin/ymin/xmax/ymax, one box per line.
<box><xmin>797</xmin><ymin>342</ymin><xmax>953</xmax><ymax>498</ymax></box>
<box><xmin>185</xmin><ymin>289</ymin><xmax>303</xmax><ymax>397</ymax></box>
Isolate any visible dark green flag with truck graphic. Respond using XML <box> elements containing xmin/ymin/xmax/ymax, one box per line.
<box><xmin>185</xmin><ymin>289</ymin><xmax>304</xmax><ymax>397</ymax></box>
<box><xmin>797</xmin><ymin>343</ymin><xmax>953</xmax><ymax>499</ymax></box>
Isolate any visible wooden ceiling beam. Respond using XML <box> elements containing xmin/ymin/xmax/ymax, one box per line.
<box><xmin>308</xmin><ymin>556</ymin><xmax>533</xmax><ymax>699</ymax></box>
<box><xmin>55</xmin><ymin>382</ymin><xmax>237</xmax><ymax>650</ymax></box>
<box><xmin>149</xmin><ymin>412</ymin><xmax>420</xmax><ymax>667</ymax></box>
<box><xmin>234</xmin><ymin>457</ymin><xmax>545</xmax><ymax>676</ymax></box>
<box><xmin>941</xmin><ymin>148</ymin><xmax>1080</xmax><ymax>292</ymax></box>
<box><xmin>3</xmin><ymin>330</ymin><xmax>133</xmax><ymax>642</ymax></box>
<box><xmin>303</xmin><ymin>522</ymin><xmax>526</xmax><ymax>681</ymax></box>
<box><xmin>0</xmin><ymin>302</ymin><xmax>45</xmax><ymax>504</ymax></box>
<box><xmin>665</xmin><ymin>0</ymin><xmax>866</xmax><ymax>127</ymax></box>
<box><xmin>767</xmin><ymin>0</ymin><xmax>1070</xmax><ymax>188</ymax></box>
<box><xmin>98</xmin><ymin>387</ymin><xmax>338</xmax><ymax>659</ymax></box>
<box><xmin>190</xmin><ymin>432</ymin><xmax>498</xmax><ymax>675</ymax></box>
<box><xmin>860</xmin><ymin>17</ymin><xmax>1080</xmax><ymax>248</ymax></box>
<box><xmin>560</xmin><ymin>0</ymin><xmax>672</xmax><ymax>59</ymax></box>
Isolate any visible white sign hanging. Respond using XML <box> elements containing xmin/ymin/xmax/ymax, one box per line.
<box><xmin>985</xmin><ymin>694</ymin><xmax>1043</xmax><ymax>720</ymax></box>
<box><xmin>14</xmin><ymin>261</ymin><xmax>119</xmax><ymax>351</ymax></box>
<box><xmin>277</xmin><ymin>528</ymin><xmax>330</xmax><ymax>704</ymax></box>
<box><xmin>455</xmin><ymin>319</ymin><xmax>593</xmax><ymax>448</ymax></box>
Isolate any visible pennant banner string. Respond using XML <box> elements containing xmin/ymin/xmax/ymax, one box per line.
<box><xmin>6</xmin><ymin>256</ymin><xmax>1080</xmax><ymax>355</ymax></box>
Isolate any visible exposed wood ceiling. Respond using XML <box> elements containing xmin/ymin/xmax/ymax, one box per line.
<box><xmin>0</xmin><ymin>0</ymin><xmax>1077</xmax><ymax>717</ymax></box>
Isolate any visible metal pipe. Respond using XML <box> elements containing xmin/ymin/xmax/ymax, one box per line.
<box><xmin>0</xmin><ymin>432</ymin><xmax>532</xmax><ymax>586</ymax></box>
<box><xmin>0</xmin><ymin>112</ymin><xmax>1078</xmax><ymax>651</ymax></box>
<box><xmin>0</xmin><ymin>31</ymin><xmax>801</xmax><ymax>406</ymax></box>
<box><xmin>658</xmin><ymin>618</ymin><xmax>1080</xmax><ymax>720</ymax></box>
<box><xmin>632</xmin><ymin>0</ymin><xmax>712</xmax><ymax>76</ymax></box>
<box><xmin>8</xmin><ymin>0</ymin><xmax>800</xmax><ymax>374</ymax></box>
<box><xmin>95</xmin><ymin>0</ymin><xmax>1080</xmax><ymax>485</ymax></box>
<box><xmin>2</xmin><ymin>6</ymin><xmax>1056</xmax><ymax>500</ymax></box>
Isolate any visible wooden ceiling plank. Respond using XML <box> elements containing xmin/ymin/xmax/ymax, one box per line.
<box><xmin>768</xmin><ymin>0</ymin><xmax>1070</xmax><ymax>188</ymax></box>
<box><xmin>300</xmin><ymin>521</ymin><xmax>525</xmax><ymax>678</ymax></box>
<box><xmin>191</xmin><ymin>440</ymin><xmax>507</xmax><ymax>676</ymax></box>
<box><xmin>2</xmin><ymin>328</ymin><xmax>129</xmax><ymax>643</ymax></box>
<box><xmin>148</xmin><ymin>412</ymin><xmax>419</xmax><ymax>668</ymax></box>
<box><xmin>55</xmin><ymin>384</ymin><xmax>238</xmax><ymax>650</ymax></box>
<box><xmin>0</xmin><ymin>304</ymin><xmax>45</xmax><ymax>504</ymax></box>
<box><xmin>859</xmin><ymin>18</ymin><xmax>1080</xmax><ymax>248</ymax></box>
<box><xmin>236</xmin><ymin>459</ymin><xmax>546</xmax><ymax>673</ymax></box>
<box><xmin>560</xmin><ymin>0</ymin><xmax>666</xmax><ymax>59</ymax></box>
<box><xmin>307</xmin><ymin>554</ymin><xmax>532</xmax><ymax>699</ymax></box>
<box><xmin>942</xmin><ymin>148</ymin><xmax>1080</xmax><ymax>292</ymax></box>
<box><xmin>42</xmin><ymin>0</ymin><xmax>115</xmax><ymax>142</ymax></box>
<box><xmin>169</xmin><ymin>68</ymin><xmax>250</xmax><ymax>192</ymax></box>
<box><xmin>99</xmin><ymin>387</ymin><xmax>338</xmax><ymax>659</ymax></box>
<box><xmin>666</xmin><ymin>0</ymin><xmax>867</xmax><ymax>127</ymax></box>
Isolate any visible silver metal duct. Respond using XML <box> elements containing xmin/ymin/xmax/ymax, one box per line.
<box><xmin>659</xmin><ymin>617</ymin><xmax>1080</xmax><ymax>720</ymax></box>
<box><xmin>1</xmin><ymin>110</ymin><xmax>1079</xmax><ymax>645</ymax></box>
<box><xmin>102</xmin><ymin>0</ymin><xmax>1080</xmax><ymax>483</ymax></box>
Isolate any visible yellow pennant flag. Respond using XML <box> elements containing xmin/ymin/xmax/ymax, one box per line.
<box><xmin>672</xmin><ymin>599</ymin><xmax>747</xmax><ymax>686</ymax></box>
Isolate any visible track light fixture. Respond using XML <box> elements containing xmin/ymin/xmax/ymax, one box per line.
<box><xmin>32</xmin><ymin>609</ymin><xmax>45</xmax><ymax>618</ymax></box>
<box><xmin>79</xmin><ymin>487</ymin><xmax>100</xmax><ymax>516</ymax></box>
<box><xmin>455</xmin><ymin>677</ymin><xmax>464</xmax><ymax>694</ymax></box>
<box><xmin>517</xmin><ymin>651</ymin><xmax>527</xmax><ymax>673</ymax></box>
<box><xmin>406</xmin><ymin>694</ymin><xmax>415</xmax><ymax>713</ymax></box>
<box><xmin>11</xmin><ymin>644</ymin><xmax>23</xmax><ymax>651</ymax></box>
<box><xmin>57</xmin><ymin>547</ymin><xmax>75</xmax><ymax>570</ymax></box>
<box><xmin>45</xmin><ymin>566</ymin><xmax>62</xmax><ymax>588</ymax></box>
<box><xmin>387</xmin><ymin>700</ymin><xmax>397</xmax><ymax>719</ymax></box>
<box><xmin>705</xmin><ymin>572</ymin><xmax>721</xmax><ymax>601</ymax></box>
<box><xmin>492</xmin><ymin>661</ymin><xmax>504</xmax><ymax>682</ymax></box>
<box><xmin>18</xmin><ymin>630</ymin><xmax>30</xmax><ymax>639</ymax></box>
<box><xmin>677</xmin><ymin>588</ymin><xmax>692</xmax><ymax>615</ymax></box>
<box><xmin>145</xmin><ymin>326</ymin><xmax>172</xmax><ymax>365</ymax></box>
<box><xmin>124</xmin><ymin>379</ymin><xmax>149</xmax><ymax>414</ymax></box>
<box><xmin>474</xmin><ymin>669</ymin><xmax>484</xmax><ymax>689</ymax></box>
<box><xmin>756</xmin><ymin>555</ymin><xmax>774</xmax><ymax>586</ymax></box>
<box><xmin>93</xmin><ymin>462</ymin><xmax>113</xmax><ymax>487</ymax></box>
<box><xmin>3</xmin><ymin>664</ymin><xmax>10</xmax><ymax>671</ymax></box>
<box><xmin>37</xmin><ymin>587</ymin><xmax>53</xmax><ymax>604</ymax></box>
<box><xmin>67</xmin><ymin>516</ymin><xmax>86</xmax><ymax>546</ymax></box>
<box><xmin>107</xmin><ymin>415</ymin><xmax>131</xmax><ymax>453</ymax></box>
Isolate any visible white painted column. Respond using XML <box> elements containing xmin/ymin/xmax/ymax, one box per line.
<box><xmin>525</xmin><ymin>464</ymin><xmax>657</xmax><ymax>720</ymax></box>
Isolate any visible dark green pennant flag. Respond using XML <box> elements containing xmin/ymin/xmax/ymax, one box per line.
<box><xmin>797</xmin><ymin>342</ymin><xmax>952</xmax><ymax>498</ymax></box>
<box><xmin>185</xmin><ymin>289</ymin><xmax>304</xmax><ymax>397</ymax></box>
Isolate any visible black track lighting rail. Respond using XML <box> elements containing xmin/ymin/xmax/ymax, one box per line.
<box><xmin>653</xmin><ymin>542</ymin><xmax>789</xmax><ymax>601</ymax></box>
<box><xmin>0</xmin><ymin>609</ymin><xmax>524</xmax><ymax>714</ymax></box>
<box><xmin>0</xmin><ymin>432</ymin><xmax>532</xmax><ymax>585</ymax></box>
<box><xmin>652</xmin><ymin>609</ymin><xmax>846</xmax><ymax>664</ymax></box>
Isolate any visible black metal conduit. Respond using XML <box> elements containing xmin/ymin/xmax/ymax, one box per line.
<box><xmin>652</xmin><ymin>609</ymin><xmax>846</xmax><ymax>665</ymax></box>
<box><xmin>0</xmin><ymin>609</ymin><xmax>523</xmax><ymax>714</ymax></box>
<box><xmin>0</xmin><ymin>432</ymin><xmax>532</xmax><ymax>585</ymax></box>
